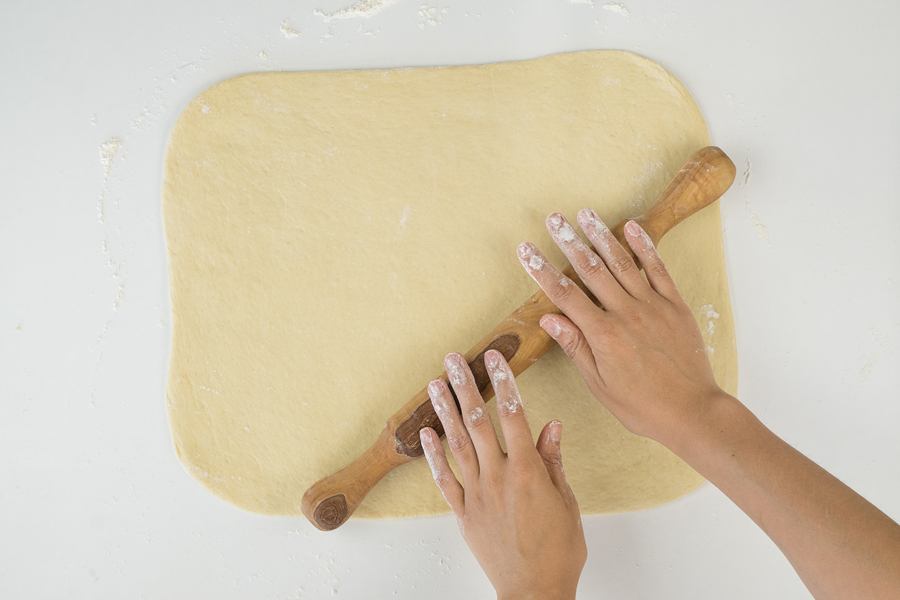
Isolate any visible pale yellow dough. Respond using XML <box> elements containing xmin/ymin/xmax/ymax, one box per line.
<box><xmin>162</xmin><ymin>50</ymin><xmax>737</xmax><ymax>519</ymax></box>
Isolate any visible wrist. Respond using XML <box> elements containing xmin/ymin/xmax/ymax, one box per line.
<box><xmin>662</xmin><ymin>390</ymin><xmax>747</xmax><ymax>460</ymax></box>
<box><xmin>498</xmin><ymin>591</ymin><xmax>576</xmax><ymax>600</ymax></box>
<box><xmin>496</xmin><ymin>579</ymin><xmax>578</xmax><ymax>600</ymax></box>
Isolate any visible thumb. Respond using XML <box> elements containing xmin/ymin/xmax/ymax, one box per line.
<box><xmin>540</xmin><ymin>314</ymin><xmax>604</xmax><ymax>391</ymax></box>
<box><xmin>536</xmin><ymin>420</ymin><xmax>575</xmax><ymax>504</ymax></box>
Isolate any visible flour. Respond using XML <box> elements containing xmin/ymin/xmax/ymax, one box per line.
<box><xmin>558</xmin><ymin>221</ymin><xmax>578</xmax><ymax>242</ymax></box>
<box><xmin>97</xmin><ymin>138</ymin><xmax>122</xmax><ymax>224</ymax></box>
<box><xmin>99</xmin><ymin>138</ymin><xmax>122</xmax><ymax>176</ymax></box>
<box><xmin>418</xmin><ymin>5</ymin><xmax>448</xmax><ymax>28</ymax></box>
<box><xmin>568</xmin><ymin>0</ymin><xmax>630</xmax><ymax>11</ymax></box>
<box><xmin>528</xmin><ymin>254</ymin><xmax>544</xmax><ymax>270</ymax></box>
<box><xmin>315</xmin><ymin>0</ymin><xmax>402</xmax><ymax>21</ymax></box>
<box><xmin>744</xmin><ymin>199</ymin><xmax>770</xmax><ymax>246</ymax></box>
<box><xmin>398</xmin><ymin>206</ymin><xmax>410</xmax><ymax>231</ymax></box>
<box><xmin>422</xmin><ymin>432</ymin><xmax>442</xmax><ymax>482</ymax></box>
<box><xmin>280</xmin><ymin>20</ymin><xmax>300</xmax><ymax>38</ymax></box>
<box><xmin>603</xmin><ymin>3</ymin><xmax>630</xmax><ymax>16</ymax></box>
<box><xmin>700</xmin><ymin>304</ymin><xmax>720</xmax><ymax>335</ymax></box>
<box><xmin>447</xmin><ymin>359</ymin><xmax>466</xmax><ymax>386</ymax></box>
<box><xmin>466</xmin><ymin>407</ymin><xmax>485</xmax><ymax>426</ymax></box>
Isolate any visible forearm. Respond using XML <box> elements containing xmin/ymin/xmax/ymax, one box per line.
<box><xmin>670</xmin><ymin>393</ymin><xmax>900</xmax><ymax>600</ymax></box>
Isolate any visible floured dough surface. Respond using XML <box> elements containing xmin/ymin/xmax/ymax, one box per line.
<box><xmin>162</xmin><ymin>50</ymin><xmax>737</xmax><ymax>518</ymax></box>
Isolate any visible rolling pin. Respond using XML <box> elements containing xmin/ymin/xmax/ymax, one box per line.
<box><xmin>301</xmin><ymin>146</ymin><xmax>736</xmax><ymax>530</ymax></box>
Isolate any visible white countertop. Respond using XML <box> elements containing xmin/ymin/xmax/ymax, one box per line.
<box><xmin>2</xmin><ymin>1</ymin><xmax>899</xmax><ymax>598</ymax></box>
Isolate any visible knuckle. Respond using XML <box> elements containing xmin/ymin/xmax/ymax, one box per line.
<box><xmin>543</xmin><ymin>449</ymin><xmax>564</xmax><ymax>467</ymax></box>
<box><xmin>578</xmin><ymin>254</ymin><xmax>606</xmax><ymax>279</ymax></box>
<box><xmin>585</xmin><ymin>318</ymin><xmax>615</xmax><ymax>341</ymax></box>
<box><xmin>610</xmin><ymin>255</ymin><xmax>635</xmax><ymax>274</ymax></box>
<box><xmin>464</xmin><ymin>406</ymin><xmax>489</xmax><ymax>429</ymax></box>
<box><xmin>484</xmin><ymin>470</ymin><xmax>506</xmax><ymax>491</ymax></box>
<box><xmin>495</xmin><ymin>393</ymin><xmax>523</xmax><ymax>418</ymax></box>
<box><xmin>447</xmin><ymin>433</ymin><xmax>470</xmax><ymax>453</ymax></box>
<box><xmin>648</xmin><ymin>259</ymin><xmax>669</xmax><ymax>277</ymax></box>
<box><xmin>551</xmin><ymin>277</ymin><xmax>576</xmax><ymax>303</ymax></box>
<box><xmin>559</xmin><ymin>331</ymin><xmax>586</xmax><ymax>357</ymax></box>
<box><xmin>509</xmin><ymin>460</ymin><xmax>535</xmax><ymax>484</ymax></box>
<box><xmin>620</xmin><ymin>308</ymin><xmax>644</xmax><ymax>328</ymax></box>
<box><xmin>432</xmin><ymin>470</ymin><xmax>451</xmax><ymax>488</ymax></box>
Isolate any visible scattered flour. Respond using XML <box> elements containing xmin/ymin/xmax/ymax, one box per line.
<box><xmin>316</xmin><ymin>0</ymin><xmax>403</xmax><ymax>20</ymax></box>
<box><xmin>422</xmin><ymin>434</ymin><xmax>442</xmax><ymax>481</ymax></box>
<box><xmin>97</xmin><ymin>138</ymin><xmax>122</xmax><ymax>223</ymax></box>
<box><xmin>467</xmin><ymin>406</ymin><xmax>485</xmax><ymax>424</ymax></box>
<box><xmin>99</xmin><ymin>138</ymin><xmax>122</xmax><ymax>176</ymax></box>
<box><xmin>700</xmin><ymin>304</ymin><xmax>720</xmax><ymax>336</ymax></box>
<box><xmin>857</xmin><ymin>357</ymin><xmax>878</xmax><ymax>382</ymax></box>
<box><xmin>398</xmin><ymin>206</ymin><xmax>410</xmax><ymax>231</ymax></box>
<box><xmin>447</xmin><ymin>360</ymin><xmax>466</xmax><ymax>386</ymax></box>
<box><xmin>419</xmin><ymin>5</ymin><xmax>448</xmax><ymax>28</ymax></box>
<box><xmin>744</xmin><ymin>199</ymin><xmax>770</xmax><ymax>246</ymax></box>
<box><xmin>280</xmin><ymin>19</ymin><xmax>301</xmax><ymax>38</ymax></box>
<box><xmin>557</xmin><ymin>221</ymin><xmax>577</xmax><ymax>242</ymax></box>
<box><xmin>603</xmin><ymin>2</ymin><xmax>630</xmax><ymax>16</ymax></box>
<box><xmin>501</xmin><ymin>394</ymin><xmax>520</xmax><ymax>413</ymax></box>
<box><xmin>528</xmin><ymin>254</ymin><xmax>544</xmax><ymax>270</ymax></box>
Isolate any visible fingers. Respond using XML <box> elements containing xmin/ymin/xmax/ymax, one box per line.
<box><xmin>428</xmin><ymin>378</ymin><xmax>478</xmax><ymax>480</ymax></box>
<box><xmin>444</xmin><ymin>353</ymin><xmax>504</xmax><ymax>465</ymax></box>
<box><xmin>535</xmin><ymin>421</ymin><xmax>577</xmax><ymax>507</ymax></box>
<box><xmin>484</xmin><ymin>349</ymin><xmax>534</xmax><ymax>459</ymax></box>
<box><xmin>517</xmin><ymin>242</ymin><xmax>599</xmax><ymax>323</ymax></box>
<box><xmin>576</xmin><ymin>209</ymin><xmax>649</xmax><ymax>299</ymax></box>
<box><xmin>545</xmin><ymin>212</ymin><xmax>626</xmax><ymax>309</ymax></box>
<box><xmin>623</xmin><ymin>220</ymin><xmax>680</xmax><ymax>302</ymax></box>
<box><xmin>420</xmin><ymin>427</ymin><xmax>465</xmax><ymax>515</ymax></box>
<box><xmin>539</xmin><ymin>313</ymin><xmax>605</xmax><ymax>391</ymax></box>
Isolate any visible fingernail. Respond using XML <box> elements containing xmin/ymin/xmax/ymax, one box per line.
<box><xmin>517</xmin><ymin>242</ymin><xmax>545</xmax><ymax>271</ymax></box>
<box><xmin>419</xmin><ymin>427</ymin><xmax>433</xmax><ymax>446</ymax></box>
<box><xmin>490</xmin><ymin>359</ymin><xmax>510</xmax><ymax>388</ymax></box>
<box><xmin>550</xmin><ymin>420</ymin><xmax>562</xmax><ymax>443</ymax></box>
<box><xmin>420</xmin><ymin>430</ymin><xmax>440</xmax><ymax>479</ymax></box>
<box><xmin>445</xmin><ymin>353</ymin><xmax>467</xmax><ymax>387</ymax></box>
<box><xmin>547</xmin><ymin>213</ymin><xmax>578</xmax><ymax>243</ymax></box>
<box><xmin>626</xmin><ymin>220</ymin><xmax>655</xmax><ymax>249</ymax></box>
<box><xmin>578</xmin><ymin>208</ymin><xmax>603</xmax><ymax>228</ymax></box>
<box><xmin>540</xmin><ymin>315</ymin><xmax>562</xmax><ymax>338</ymax></box>
<box><xmin>484</xmin><ymin>349</ymin><xmax>501</xmax><ymax>369</ymax></box>
<box><xmin>427</xmin><ymin>379</ymin><xmax>443</xmax><ymax>399</ymax></box>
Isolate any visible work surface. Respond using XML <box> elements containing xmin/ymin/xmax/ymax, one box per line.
<box><xmin>2</xmin><ymin>1</ymin><xmax>898</xmax><ymax>598</ymax></box>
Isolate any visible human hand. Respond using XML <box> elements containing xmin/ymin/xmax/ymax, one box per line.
<box><xmin>516</xmin><ymin>210</ymin><xmax>727</xmax><ymax>450</ymax></box>
<box><xmin>420</xmin><ymin>350</ymin><xmax>586</xmax><ymax>600</ymax></box>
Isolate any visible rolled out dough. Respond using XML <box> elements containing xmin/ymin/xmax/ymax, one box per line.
<box><xmin>162</xmin><ymin>50</ymin><xmax>737</xmax><ymax>519</ymax></box>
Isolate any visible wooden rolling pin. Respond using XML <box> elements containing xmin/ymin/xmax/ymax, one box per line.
<box><xmin>301</xmin><ymin>146</ymin><xmax>736</xmax><ymax>530</ymax></box>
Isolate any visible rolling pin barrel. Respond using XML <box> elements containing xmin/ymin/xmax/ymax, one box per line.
<box><xmin>301</xmin><ymin>146</ymin><xmax>736</xmax><ymax>530</ymax></box>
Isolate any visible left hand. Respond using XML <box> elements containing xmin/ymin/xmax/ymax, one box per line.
<box><xmin>420</xmin><ymin>350</ymin><xmax>587</xmax><ymax>600</ymax></box>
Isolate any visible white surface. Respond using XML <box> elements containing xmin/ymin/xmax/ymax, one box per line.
<box><xmin>1</xmin><ymin>1</ymin><xmax>898</xmax><ymax>598</ymax></box>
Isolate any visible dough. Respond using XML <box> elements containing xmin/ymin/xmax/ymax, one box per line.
<box><xmin>162</xmin><ymin>50</ymin><xmax>737</xmax><ymax>518</ymax></box>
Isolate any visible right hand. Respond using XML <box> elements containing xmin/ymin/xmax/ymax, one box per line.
<box><xmin>517</xmin><ymin>210</ymin><xmax>728</xmax><ymax>449</ymax></box>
